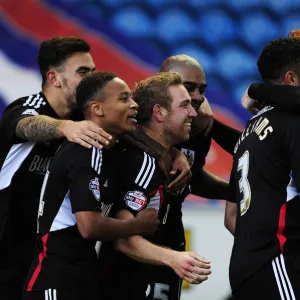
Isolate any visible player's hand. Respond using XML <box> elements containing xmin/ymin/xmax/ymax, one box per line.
<box><xmin>135</xmin><ymin>208</ymin><xmax>160</xmax><ymax>236</ymax></box>
<box><xmin>170</xmin><ymin>251</ymin><xmax>211</xmax><ymax>285</ymax></box>
<box><xmin>60</xmin><ymin>120</ymin><xmax>112</xmax><ymax>149</ymax></box>
<box><xmin>191</xmin><ymin>97</ymin><xmax>214</xmax><ymax>137</ymax></box>
<box><xmin>167</xmin><ymin>152</ymin><xmax>191</xmax><ymax>191</ymax></box>
<box><xmin>241</xmin><ymin>87</ymin><xmax>263</xmax><ymax>115</ymax></box>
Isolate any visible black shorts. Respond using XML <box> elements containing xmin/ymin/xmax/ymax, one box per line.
<box><xmin>22</xmin><ymin>288</ymin><xmax>100</xmax><ymax>300</ymax></box>
<box><xmin>233</xmin><ymin>254</ymin><xmax>300</xmax><ymax>300</ymax></box>
<box><xmin>0</xmin><ymin>272</ymin><xmax>26</xmax><ymax>300</ymax></box>
<box><xmin>146</xmin><ymin>266</ymin><xmax>182</xmax><ymax>300</ymax></box>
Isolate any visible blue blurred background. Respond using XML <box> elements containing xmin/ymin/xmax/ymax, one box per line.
<box><xmin>1</xmin><ymin>0</ymin><xmax>300</xmax><ymax>195</ymax></box>
<box><xmin>1</xmin><ymin>1</ymin><xmax>300</xmax><ymax>298</ymax></box>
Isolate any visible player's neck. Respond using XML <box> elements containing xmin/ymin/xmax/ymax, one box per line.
<box><xmin>42</xmin><ymin>88</ymin><xmax>73</xmax><ymax>118</ymax></box>
<box><xmin>140</xmin><ymin>125</ymin><xmax>172</xmax><ymax>152</ymax></box>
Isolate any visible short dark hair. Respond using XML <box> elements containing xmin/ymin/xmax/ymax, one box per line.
<box><xmin>257</xmin><ymin>38</ymin><xmax>300</xmax><ymax>83</ymax></box>
<box><xmin>37</xmin><ymin>36</ymin><xmax>90</xmax><ymax>87</ymax></box>
<box><xmin>132</xmin><ymin>72</ymin><xmax>183</xmax><ymax>124</ymax></box>
<box><xmin>76</xmin><ymin>72</ymin><xmax>117</xmax><ymax>111</ymax></box>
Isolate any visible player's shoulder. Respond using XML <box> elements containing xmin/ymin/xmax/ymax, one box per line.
<box><xmin>118</xmin><ymin>144</ymin><xmax>156</xmax><ymax>174</ymax></box>
<box><xmin>3</xmin><ymin>92</ymin><xmax>48</xmax><ymax>117</ymax></box>
<box><xmin>57</xmin><ymin>141</ymin><xmax>100</xmax><ymax>168</ymax></box>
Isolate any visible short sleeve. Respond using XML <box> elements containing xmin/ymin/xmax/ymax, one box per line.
<box><xmin>112</xmin><ymin>150</ymin><xmax>153</xmax><ymax>216</ymax></box>
<box><xmin>0</xmin><ymin>94</ymin><xmax>46</xmax><ymax>143</ymax></box>
<box><xmin>67</xmin><ymin>145</ymin><xmax>102</xmax><ymax>213</ymax></box>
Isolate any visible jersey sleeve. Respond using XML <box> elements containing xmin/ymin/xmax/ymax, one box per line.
<box><xmin>0</xmin><ymin>94</ymin><xmax>46</xmax><ymax>143</ymax></box>
<box><xmin>112</xmin><ymin>150</ymin><xmax>153</xmax><ymax>217</ymax></box>
<box><xmin>66</xmin><ymin>145</ymin><xmax>102</xmax><ymax>213</ymax></box>
<box><xmin>248</xmin><ymin>83</ymin><xmax>300</xmax><ymax>112</ymax></box>
<box><xmin>282</xmin><ymin>115</ymin><xmax>300</xmax><ymax>191</ymax></box>
<box><xmin>211</xmin><ymin>119</ymin><xmax>241</xmax><ymax>155</ymax></box>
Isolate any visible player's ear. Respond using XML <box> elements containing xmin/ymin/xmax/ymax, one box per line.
<box><xmin>90</xmin><ymin>101</ymin><xmax>104</xmax><ymax>117</ymax></box>
<box><xmin>46</xmin><ymin>69</ymin><xmax>61</xmax><ymax>88</ymax></box>
<box><xmin>153</xmin><ymin>104</ymin><xmax>168</xmax><ymax>122</ymax></box>
<box><xmin>284</xmin><ymin>71</ymin><xmax>300</xmax><ymax>86</ymax></box>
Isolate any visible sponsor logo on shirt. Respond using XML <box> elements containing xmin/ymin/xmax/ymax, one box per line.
<box><xmin>29</xmin><ymin>155</ymin><xmax>53</xmax><ymax>175</ymax></box>
<box><xmin>89</xmin><ymin>177</ymin><xmax>100</xmax><ymax>201</ymax></box>
<box><xmin>181</xmin><ymin>148</ymin><xmax>195</xmax><ymax>167</ymax></box>
<box><xmin>125</xmin><ymin>190</ymin><xmax>147</xmax><ymax>211</ymax></box>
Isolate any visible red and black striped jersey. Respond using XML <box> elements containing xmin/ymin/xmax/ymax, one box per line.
<box><xmin>229</xmin><ymin>106</ymin><xmax>300</xmax><ymax>292</ymax></box>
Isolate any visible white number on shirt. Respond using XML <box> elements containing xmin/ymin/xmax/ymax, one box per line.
<box><xmin>238</xmin><ymin>151</ymin><xmax>251</xmax><ymax>216</ymax></box>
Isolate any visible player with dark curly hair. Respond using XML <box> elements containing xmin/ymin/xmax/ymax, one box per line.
<box><xmin>228</xmin><ymin>38</ymin><xmax>300</xmax><ymax>299</ymax></box>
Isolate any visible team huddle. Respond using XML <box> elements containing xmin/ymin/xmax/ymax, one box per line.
<box><xmin>1</xmin><ymin>31</ymin><xmax>300</xmax><ymax>300</ymax></box>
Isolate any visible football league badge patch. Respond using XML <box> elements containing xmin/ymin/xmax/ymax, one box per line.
<box><xmin>89</xmin><ymin>177</ymin><xmax>100</xmax><ymax>201</ymax></box>
<box><xmin>181</xmin><ymin>148</ymin><xmax>195</xmax><ymax>167</ymax></box>
<box><xmin>124</xmin><ymin>190</ymin><xmax>147</xmax><ymax>211</ymax></box>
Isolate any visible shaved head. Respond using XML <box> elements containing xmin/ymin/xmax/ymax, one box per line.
<box><xmin>160</xmin><ymin>54</ymin><xmax>207</xmax><ymax>111</ymax></box>
<box><xmin>160</xmin><ymin>54</ymin><xmax>203</xmax><ymax>72</ymax></box>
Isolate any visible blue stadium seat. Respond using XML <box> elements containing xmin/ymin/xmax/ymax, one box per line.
<box><xmin>156</xmin><ymin>9</ymin><xmax>195</xmax><ymax>43</ymax></box>
<box><xmin>98</xmin><ymin>0</ymin><xmax>132</xmax><ymax>7</ymax></box>
<box><xmin>146</xmin><ymin>0</ymin><xmax>182</xmax><ymax>7</ymax></box>
<box><xmin>225</xmin><ymin>0</ymin><xmax>264</xmax><ymax>12</ymax></box>
<box><xmin>232</xmin><ymin>79</ymin><xmax>259</xmax><ymax>106</ymax></box>
<box><xmin>267</xmin><ymin>0</ymin><xmax>300</xmax><ymax>15</ymax></box>
<box><xmin>188</xmin><ymin>0</ymin><xmax>222</xmax><ymax>9</ymax></box>
<box><xmin>240</xmin><ymin>13</ymin><xmax>280</xmax><ymax>50</ymax></box>
<box><xmin>171</xmin><ymin>45</ymin><xmax>215</xmax><ymax>74</ymax></box>
<box><xmin>197</xmin><ymin>10</ymin><xmax>236</xmax><ymax>45</ymax></box>
<box><xmin>111</xmin><ymin>7</ymin><xmax>153</xmax><ymax>37</ymax></box>
<box><xmin>217</xmin><ymin>46</ymin><xmax>256</xmax><ymax>80</ymax></box>
<box><xmin>283</xmin><ymin>15</ymin><xmax>300</xmax><ymax>37</ymax></box>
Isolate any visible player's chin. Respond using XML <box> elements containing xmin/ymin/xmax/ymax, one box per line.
<box><xmin>124</xmin><ymin>120</ymin><xmax>137</xmax><ymax>132</ymax></box>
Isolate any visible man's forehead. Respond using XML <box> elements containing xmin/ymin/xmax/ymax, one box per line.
<box><xmin>105</xmin><ymin>78</ymin><xmax>130</xmax><ymax>94</ymax></box>
<box><xmin>169</xmin><ymin>64</ymin><xmax>205</xmax><ymax>83</ymax></box>
<box><xmin>168</xmin><ymin>84</ymin><xmax>191</xmax><ymax>100</ymax></box>
<box><xmin>64</xmin><ymin>52</ymin><xmax>95</xmax><ymax>68</ymax></box>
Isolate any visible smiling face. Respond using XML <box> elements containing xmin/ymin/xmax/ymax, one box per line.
<box><xmin>98</xmin><ymin>78</ymin><xmax>138</xmax><ymax>135</ymax></box>
<box><xmin>163</xmin><ymin>84</ymin><xmax>197</xmax><ymax>144</ymax></box>
<box><xmin>169</xmin><ymin>63</ymin><xmax>207</xmax><ymax>111</ymax></box>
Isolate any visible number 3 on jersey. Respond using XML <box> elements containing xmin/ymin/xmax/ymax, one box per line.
<box><xmin>238</xmin><ymin>151</ymin><xmax>251</xmax><ymax>216</ymax></box>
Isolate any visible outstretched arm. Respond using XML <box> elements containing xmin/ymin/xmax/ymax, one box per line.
<box><xmin>115</xmin><ymin>210</ymin><xmax>211</xmax><ymax>284</ymax></box>
<box><xmin>16</xmin><ymin>116</ymin><xmax>111</xmax><ymax>148</ymax></box>
<box><xmin>210</xmin><ymin>119</ymin><xmax>241</xmax><ymax>155</ymax></box>
<box><xmin>190</xmin><ymin>168</ymin><xmax>229</xmax><ymax>200</ymax></box>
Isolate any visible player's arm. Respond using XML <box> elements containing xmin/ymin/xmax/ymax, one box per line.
<box><xmin>16</xmin><ymin>116</ymin><xmax>111</xmax><ymax>148</ymax></box>
<box><xmin>75</xmin><ymin>209</ymin><xmax>158</xmax><ymax>241</ymax></box>
<box><xmin>283</xmin><ymin>115</ymin><xmax>300</xmax><ymax>196</ymax></box>
<box><xmin>191</xmin><ymin>97</ymin><xmax>214</xmax><ymax>137</ymax></box>
<box><xmin>210</xmin><ymin>119</ymin><xmax>241</xmax><ymax>155</ymax></box>
<box><xmin>115</xmin><ymin>210</ymin><xmax>211</xmax><ymax>284</ymax></box>
<box><xmin>190</xmin><ymin>168</ymin><xmax>229</xmax><ymax>200</ymax></box>
<box><xmin>248</xmin><ymin>83</ymin><xmax>300</xmax><ymax>113</ymax></box>
<box><xmin>224</xmin><ymin>201</ymin><xmax>237</xmax><ymax>235</ymax></box>
<box><xmin>67</xmin><ymin>146</ymin><xmax>159</xmax><ymax>241</ymax></box>
<box><xmin>224</xmin><ymin>168</ymin><xmax>237</xmax><ymax>235</ymax></box>
<box><xmin>167</xmin><ymin>147</ymin><xmax>192</xmax><ymax>190</ymax></box>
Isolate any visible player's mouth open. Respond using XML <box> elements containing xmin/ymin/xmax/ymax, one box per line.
<box><xmin>128</xmin><ymin>114</ymin><xmax>137</xmax><ymax>123</ymax></box>
<box><xmin>184</xmin><ymin>121</ymin><xmax>192</xmax><ymax>128</ymax></box>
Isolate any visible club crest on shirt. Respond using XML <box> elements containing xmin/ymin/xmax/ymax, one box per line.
<box><xmin>181</xmin><ymin>148</ymin><xmax>195</xmax><ymax>167</ymax></box>
<box><xmin>89</xmin><ymin>177</ymin><xmax>100</xmax><ymax>201</ymax></box>
<box><xmin>125</xmin><ymin>190</ymin><xmax>147</xmax><ymax>211</ymax></box>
